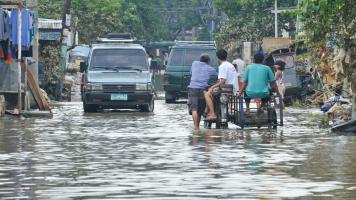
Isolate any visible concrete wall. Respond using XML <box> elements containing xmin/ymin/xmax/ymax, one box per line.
<box><xmin>0</xmin><ymin>62</ymin><xmax>19</xmax><ymax>93</ymax></box>
<box><xmin>0</xmin><ymin>95</ymin><xmax>4</xmax><ymax>117</ymax></box>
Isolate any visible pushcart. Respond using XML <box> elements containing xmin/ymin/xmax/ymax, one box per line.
<box><xmin>204</xmin><ymin>85</ymin><xmax>283</xmax><ymax>129</ymax></box>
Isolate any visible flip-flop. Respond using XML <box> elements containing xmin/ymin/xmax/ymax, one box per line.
<box><xmin>205</xmin><ymin>115</ymin><xmax>217</xmax><ymax>121</ymax></box>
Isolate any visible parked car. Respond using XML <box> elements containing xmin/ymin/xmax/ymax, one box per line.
<box><xmin>163</xmin><ymin>41</ymin><xmax>218</xmax><ymax>103</ymax></box>
<box><xmin>80</xmin><ymin>34</ymin><xmax>154</xmax><ymax>112</ymax></box>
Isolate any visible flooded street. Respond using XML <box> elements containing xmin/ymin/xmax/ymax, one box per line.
<box><xmin>1</xmin><ymin>100</ymin><xmax>356</xmax><ymax>199</ymax></box>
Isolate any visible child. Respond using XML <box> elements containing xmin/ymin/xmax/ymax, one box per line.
<box><xmin>274</xmin><ymin>60</ymin><xmax>286</xmax><ymax>109</ymax></box>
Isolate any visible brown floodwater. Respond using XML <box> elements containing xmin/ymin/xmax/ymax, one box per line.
<box><xmin>0</xmin><ymin>100</ymin><xmax>355</xmax><ymax>199</ymax></box>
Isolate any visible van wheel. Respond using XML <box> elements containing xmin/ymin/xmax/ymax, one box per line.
<box><xmin>141</xmin><ymin>99</ymin><xmax>154</xmax><ymax>112</ymax></box>
<box><xmin>165</xmin><ymin>92</ymin><xmax>175</xmax><ymax>103</ymax></box>
<box><xmin>83</xmin><ymin>102</ymin><xmax>98</xmax><ymax>113</ymax></box>
<box><xmin>165</xmin><ymin>98</ymin><xmax>175</xmax><ymax>103</ymax></box>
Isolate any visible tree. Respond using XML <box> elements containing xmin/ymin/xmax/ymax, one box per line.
<box><xmin>299</xmin><ymin>0</ymin><xmax>356</xmax><ymax>119</ymax></box>
<box><xmin>71</xmin><ymin>0</ymin><xmax>124</xmax><ymax>43</ymax></box>
<box><xmin>213</xmin><ymin>0</ymin><xmax>297</xmax><ymax>49</ymax></box>
<box><xmin>39</xmin><ymin>0</ymin><xmax>125</xmax><ymax>43</ymax></box>
<box><xmin>118</xmin><ymin>0</ymin><xmax>205</xmax><ymax>41</ymax></box>
<box><xmin>38</xmin><ymin>0</ymin><xmax>63</xmax><ymax>19</ymax></box>
<box><xmin>38</xmin><ymin>0</ymin><xmax>207</xmax><ymax>43</ymax></box>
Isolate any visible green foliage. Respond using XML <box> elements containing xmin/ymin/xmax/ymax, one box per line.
<box><xmin>118</xmin><ymin>0</ymin><xmax>204</xmax><ymax>41</ymax></box>
<box><xmin>38</xmin><ymin>0</ymin><xmax>63</xmax><ymax>19</ymax></box>
<box><xmin>213</xmin><ymin>0</ymin><xmax>297</xmax><ymax>49</ymax></box>
<box><xmin>38</xmin><ymin>0</ymin><xmax>206</xmax><ymax>43</ymax></box>
<box><xmin>300</xmin><ymin>0</ymin><xmax>356</xmax><ymax>49</ymax></box>
<box><xmin>299</xmin><ymin>0</ymin><xmax>356</xmax><ymax>97</ymax></box>
<box><xmin>71</xmin><ymin>0</ymin><xmax>124</xmax><ymax>43</ymax></box>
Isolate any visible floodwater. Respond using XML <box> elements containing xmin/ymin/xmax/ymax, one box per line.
<box><xmin>0</xmin><ymin>100</ymin><xmax>356</xmax><ymax>199</ymax></box>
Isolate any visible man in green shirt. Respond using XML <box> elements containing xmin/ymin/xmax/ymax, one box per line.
<box><xmin>238</xmin><ymin>53</ymin><xmax>280</xmax><ymax>113</ymax></box>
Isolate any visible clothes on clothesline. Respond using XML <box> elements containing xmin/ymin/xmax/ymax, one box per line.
<box><xmin>11</xmin><ymin>8</ymin><xmax>31</xmax><ymax>47</ymax></box>
<box><xmin>0</xmin><ymin>9</ymin><xmax>13</xmax><ymax>64</ymax></box>
<box><xmin>0</xmin><ymin>39</ymin><xmax>12</xmax><ymax>64</ymax></box>
<box><xmin>0</xmin><ymin>8</ymin><xmax>11</xmax><ymax>41</ymax></box>
<box><xmin>12</xmin><ymin>45</ymin><xmax>33</xmax><ymax>58</ymax></box>
<box><xmin>0</xmin><ymin>7</ymin><xmax>36</xmax><ymax>64</ymax></box>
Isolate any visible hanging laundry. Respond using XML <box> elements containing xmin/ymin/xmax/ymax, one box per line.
<box><xmin>0</xmin><ymin>9</ymin><xmax>11</xmax><ymax>41</ymax></box>
<box><xmin>4</xmin><ymin>50</ymin><xmax>12</xmax><ymax>64</ymax></box>
<box><xmin>0</xmin><ymin>39</ymin><xmax>12</xmax><ymax>64</ymax></box>
<box><xmin>11</xmin><ymin>8</ymin><xmax>31</xmax><ymax>47</ymax></box>
<box><xmin>0</xmin><ymin>46</ymin><xmax>3</xmax><ymax>58</ymax></box>
<box><xmin>29</xmin><ymin>12</ymin><xmax>36</xmax><ymax>44</ymax></box>
<box><xmin>11</xmin><ymin>45</ymin><xmax>32</xmax><ymax>59</ymax></box>
<box><xmin>0</xmin><ymin>9</ymin><xmax>5</xmax><ymax>39</ymax></box>
<box><xmin>0</xmin><ymin>39</ymin><xmax>9</xmax><ymax>60</ymax></box>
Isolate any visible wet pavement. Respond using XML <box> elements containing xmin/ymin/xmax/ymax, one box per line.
<box><xmin>0</xmin><ymin>100</ymin><xmax>356</xmax><ymax>199</ymax></box>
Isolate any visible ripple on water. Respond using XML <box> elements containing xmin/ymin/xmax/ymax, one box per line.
<box><xmin>0</xmin><ymin>101</ymin><xmax>354</xmax><ymax>199</ymax></box>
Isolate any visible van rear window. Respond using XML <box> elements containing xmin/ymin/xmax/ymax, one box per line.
<box><xmin>90</xmin><ymin>49</ymin><xmax>148</xmax><ymax>71</ymax></box>
<box><xmin>168</xmin><ymin>49</ymin><xmax>218</xmax><ymax>67</ymax></box>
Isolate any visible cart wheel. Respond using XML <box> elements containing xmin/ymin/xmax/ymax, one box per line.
<box><xmin>216</xmin><ymin>122</ymin><xmax>221</xmax><ymax>129</ymax></box>
<box><xmin>204</xmin><ymin>121</ymin><xmax>212</xmax><ymax>129</ymax></box>
<box><xmin>267</xmin><ymin>107</ymin><xmax>273</xmax><ymax>129</ymax></box>
<box><xmin>67</xmin><ymin>89</ymin><xmax>72</xmax><ymax>102</ymax></box>
<box><xmin>204</xmin><ymin>121</ymin><xmax>208</xmax><ymax>129</ymax></box>
<box><xmin>221</xmin><ymin>123</ymin><xmax>228</xmax><ymax>129</ymax></box>
<box><xmin>272</xmin><ymin>110</ymin><xmax>277</xmax><ymax>129</ymax></box>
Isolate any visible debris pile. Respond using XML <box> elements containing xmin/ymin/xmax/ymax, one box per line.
<box><xmin>39</xmin><ymin>42</ymin><xmax>61</xmax><ymax>99</ymax></box>
<box><xmin>304</xmin><ymin>46</ymin><xmax>354</xmax><ymax>127</ymax></box>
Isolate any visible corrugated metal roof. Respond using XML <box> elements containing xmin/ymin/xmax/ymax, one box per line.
<box><xmin>39</xmin><ymin>18</ymin><xmax>62</xmax><ymax>29</ymax></box>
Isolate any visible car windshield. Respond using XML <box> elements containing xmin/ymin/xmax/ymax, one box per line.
<box><xmin>168</xmin><ymin>48</ymin><xmax>218</xmax><ymax>67</ymax></box>
<box><xmin>89</xmin><ymin>49</ymin><xmax>148</xmax><ymax>71</ymax></box>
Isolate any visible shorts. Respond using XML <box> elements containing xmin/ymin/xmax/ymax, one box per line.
<box><xmin>278</xmin><ymin>84</ymin><xmax>286</xmax><ymax>98</ymax></box>
<box><xmin>244</xmin><ymin>91</ymin><xmax>271</xmax><ymax>104</ymax></box>
<box><xmin>188</xmin><ymin>88</ymin><xmax>206</xmax><ymax>116</ymax></box>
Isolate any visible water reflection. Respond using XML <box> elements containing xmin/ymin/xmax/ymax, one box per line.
<box><xmin>0</xmin><ymin>101</ymin><xmax>354</xmax><ymax>199</ymax></box>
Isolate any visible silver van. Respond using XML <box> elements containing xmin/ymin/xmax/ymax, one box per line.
<box><xmin>80</xmin><ymin>37</ymin><xmax>154</xmax><ymax>113</ymax></box>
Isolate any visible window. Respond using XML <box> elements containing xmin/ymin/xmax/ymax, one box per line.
<box><xmin>168</xmin><ymin>49</ymin><xmax>184</xmax><ymax>66</ymax></box>
<box><xmin>184</xmin><ymin>49</ymin><xmax>218</xmax><ymax>67</ymax></box>
<box><xmin>168</xmin><ymin>48</ymin><xmax>218</xmax><ymax>67</ymax></box>
<box><xmin>90</xmin><ymin>49</ymin><xmax>148</xmax><ymax>71</ymax></box>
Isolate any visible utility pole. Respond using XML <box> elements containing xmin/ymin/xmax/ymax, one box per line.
<box><xmin>58</xmin><ymin>0</ymin><xmax>71</xmax><ymax>100</ymax></box>
<box><xmin>274</xmin><ymin>0</ymin><xmax>278</xmax><ymax>38</ymax></box>
<box><xmin>271</xmin><ymin>0</ymin><xmax>299</xmax><ymax>38</ymax></box>
<box><xmin>17</xmin><ymin>0</ymin><xmax>23</xmax><ymax>113</ymax></box>
<box><xmin>26</xmin><ymin>0</ymin><xmax>38</xmax><ymax>81</ymax></box>
<box><xmin>211</xmin><ymin>6</ymin><xmax>216</xmax><ymax>41</ymax></box>
<box><xmin>25</xmin><ymin>0</ymin><xmax>38</xmax><ymax>109</ymax></box>
<box><xmin>296</xmin><ymin>0</ymin><xmax>302</xmax><ymax>35</ymax></box>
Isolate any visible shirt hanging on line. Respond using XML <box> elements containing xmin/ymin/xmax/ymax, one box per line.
<box><xmin>11</xmin><ymin>8</ymin><xmax>31</xmax><ymax>47</ymax></box>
